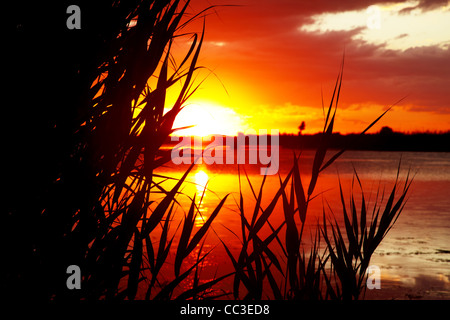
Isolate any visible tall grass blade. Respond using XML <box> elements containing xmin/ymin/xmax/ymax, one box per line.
<box><xmin>174</xmin><ymin>195</ymin><xmax>197</xmax><ymax>277</ymax></box>
<box><xmin>250</xmin><ymin>169</ymin><xmax>293</xmax><ymax>239</ymax></box>
<box><xmin>186</xmin><ymin>194</ymin><xmax>229</xmax><ymax>254</ymax></box>
<box><xmin>127</xmin><ymin>229</ymin><xmax>143</xmax><ymax>300</ymax></box>
<box><xmin>292</xmin><ymin>153</ymin><xmax>307</xmax><ymax>223</ymax></box>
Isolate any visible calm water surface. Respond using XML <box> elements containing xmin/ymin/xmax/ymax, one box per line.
<box><xmin>154</xmin><ymin>148</ymin><xmax>450</xmax><ymax>299</ymax></box>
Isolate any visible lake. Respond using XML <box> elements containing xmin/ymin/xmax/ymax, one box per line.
<box><xmin>154</xmin><ymin>148</ymin><xmax>450</xmax><ymax>299</ymax></box>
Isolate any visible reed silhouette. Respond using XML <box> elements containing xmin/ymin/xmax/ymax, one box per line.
<box><xmin>220</xmin><ymin>65</ymin><xmax>412</xmax><ymax>300</ymax></box>
<box><xmin>7</xmin><ymin>0</ymin><xmax>226</xmax><ymax>300</ymax></box>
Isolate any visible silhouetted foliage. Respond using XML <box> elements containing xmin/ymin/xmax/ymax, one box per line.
<box><xmin>379</xmin><ymin>126</ymin><xmax>394</xmax><ymax>136</ymax></box>
<box><xmin>7</xmin><ymin>0</ymin><xmax>218</xmax><ymax>300</ymax></box>
<box><xmin>298</xmin><ymin>121</ymin><xmax>306</xmax><ymax>134</ymax></box>
<box><xmin>221</xmin><ymin>66</ymin><xmax>412</xmax><ymax>300</ymax></box>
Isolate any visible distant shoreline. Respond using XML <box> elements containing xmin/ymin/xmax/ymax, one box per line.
<box><xmin>165</xmin><ymin>129</ymin><xmax>450</xmax><ymax>152</ymax></box>
<box><xmin>279</xmin><ymin>131</ymin><xmax>450</xmax><ymax>152</ymax></box>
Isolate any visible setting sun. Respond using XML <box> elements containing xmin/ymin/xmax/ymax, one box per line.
<box><xmin>170</xmin><ymin>101</ymin><xmax>247</xmax><ymax>137</ymax></box>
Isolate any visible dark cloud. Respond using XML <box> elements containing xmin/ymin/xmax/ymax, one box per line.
<box><xmin>395</xmin><ymin>33</ymin><xmax>409</xmax><ymax>39</ymax></box>
<box><xmin>400</xmin><ymin>0</ymin><xmax>448</xmax><ymax>14</ymax></box>
<box><xmin>418</xmin><ymin>0</ymin><xmax>449</xmax><ymax>10</ymax></box>
<box><xmin>343</xmin><ymin>42</ymin><xmax>450</xmax><ymax>112</ymax></box>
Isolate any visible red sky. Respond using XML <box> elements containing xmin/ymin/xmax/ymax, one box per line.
<box><xmin>170</xmin><ymin>0</ymin><xmax>450</xmax><ymax>135</ymax></box>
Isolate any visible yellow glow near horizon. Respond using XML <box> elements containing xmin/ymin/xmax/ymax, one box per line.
<box><xmin>170</xmin><ymin>100</ymin><xmax>248</xmax><ymax>137</ymax></box>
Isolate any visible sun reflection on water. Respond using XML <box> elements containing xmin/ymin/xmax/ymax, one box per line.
<box><xmin>194</xmin><ymin>170</ymin><xmax>209</xmax><ymax>227</ymax></box>
<box><xmin>195</xmin><ymin>170</ymin><xmax>209</xmax><ymax>193</ymax></box>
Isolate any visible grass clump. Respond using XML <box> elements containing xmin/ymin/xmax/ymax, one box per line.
<box><xmin>220</xmin><ymin>63</ymin><xmax>411</xmax><ymax>300</ymax></box>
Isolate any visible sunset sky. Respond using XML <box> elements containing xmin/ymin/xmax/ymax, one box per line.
<box><xmin>170</xmin><ymin>0</ymin><xmax>450</xmax><ymax>135</ymax></box>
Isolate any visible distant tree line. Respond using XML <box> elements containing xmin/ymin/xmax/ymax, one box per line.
<box><xmin>281</xmin><ymin>126</ymin><xmax>450</xmax><ymax>152</ymax></box>
<box><xmin>167</xmin><ymin>127</ymin><xmax>450</xmax><ymax>152</ymax></box>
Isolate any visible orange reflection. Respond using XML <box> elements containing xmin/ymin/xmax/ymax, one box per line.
<box><xmin>195</xmin><ymin>170</ymin><xmax>209</xmax><ymax>193</ymax></box>
<box><xmin>194</xmin><ymin>170</ymin><xmax>209</xmax><ymax>227</ymax></box>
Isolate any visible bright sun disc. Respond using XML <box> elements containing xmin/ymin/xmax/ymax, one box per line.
<box><xmin>170</xmin><ymin>101</ymin><xmax>246</xmax><ymax>137</ymax></box>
